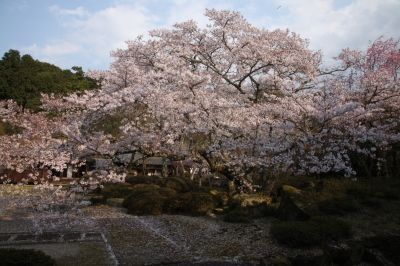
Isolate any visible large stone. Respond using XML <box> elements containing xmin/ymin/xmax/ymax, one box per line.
<box><xmin>277</xmin><ymin>185</ymin><xmax>319</xmax><ymax>221</ymax></box>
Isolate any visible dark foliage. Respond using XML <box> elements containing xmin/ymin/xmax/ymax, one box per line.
<box><xmin>154</xmin><ymin>176</ymin><xmax>194</xmax><ymax>193</ymax></box>
<box><xmin>270</xmin><ymin>216</ymin><xmax>352</xmax><ymax>248</ymax></box>
<box><xmin>101</xmin><ymin>182</ymin><xmax>136</xmax><ymax>198</ymax></box>
<box><xmin>0</xmin><ymin>49</ymin><xmax>98</xmax><ymax>111</ymax></box>
<box><xmin>0</xmin><ymin>248</ymin><xmax>56</xmax><ymax>266</ymax></box>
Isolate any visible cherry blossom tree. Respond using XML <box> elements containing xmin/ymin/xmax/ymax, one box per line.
<box><xmin>43</xmin><ymin>10</ymin><xmax>398</xmax><ymax>192</ymax></box>
<box><xmin>53</xmin><ymin>9</ymin><xmax>327</xmax><ymax>190</ymax></box>
<box><xmin>335</xmin><ymin>36</ymin><xmax>400</xmax><ymax>178</ymax></box>
<box><xmin>0</xmin><ymin>100</ymin><xmax>71</xmax><ymax>176</ymax></box>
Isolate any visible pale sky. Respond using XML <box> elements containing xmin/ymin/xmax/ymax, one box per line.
<box><xmin>1</xmin><ymin>0</ymin><xmax>399</xmax><ymax>71</ymax></box>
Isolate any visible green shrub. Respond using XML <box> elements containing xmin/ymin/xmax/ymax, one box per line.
<box><xmin>122</xmin><ymin>187</ymin><xmax>177</xmax><ymax>215</ymax></box>
<box><xmin>270</xmin><ymin>216</ymin><xmax>352</xmax><ymax>248</ymax></box>
<box><xmin>122</xmin><ymin>188</ymin><xmax>154</xmax><ymax>208</ymax></box>
<box><xmin>133</xmin><ymin>184</ymin><xmax>160</xmax><ymax>190</ymax></box>
<box><xmin>122</xmin><ymin>187</ymin><xmax>175</xmax><ymax>206</ymax></box>
<box><xmin>223</xmin><ymin>210</ymin><xmax>251</xmax><ymax>223</ymax></box>
<box><xmin>153</xmin><ymin>187</ymin><xmax>178</xmax><ymax>198</ymax></box>
<box><xmin>164</xmin><ymin>192</ymin><xmax>217</xmax><ymax>215</ymax></box>
<box><xmin>0</xmin><ymin>248</ymin><xmax>56</xmax><ymax>266</ymax></box>
<box><xmin>127</xmin><ymin>195</ymin><xmax>168</xmax><ymax>215</ymax></box>
<box><xmin>101</xmin><ymin>182</ymin><xmax>135</xmax><ymax>198</ymax></box>
<box><xmin>155</xmin><ymin>176</ymin><xmax>194</xmax><ymax>193</ymax></box>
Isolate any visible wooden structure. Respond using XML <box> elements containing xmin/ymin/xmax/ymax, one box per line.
<box><xmin>116</xmin><ymin>153</ymin><xmax>173</xmax><ymax>176</ymax></box>
<box><xmin>0</xmin><ymin>165</ymin><xmax>85</xmax><ymax>184</ymax></box>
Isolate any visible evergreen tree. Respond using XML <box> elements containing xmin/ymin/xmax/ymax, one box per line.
<box><xmin>0</xmin><ymin>49</ymin><xmax>99</xmax><ymax>111</ymax></box>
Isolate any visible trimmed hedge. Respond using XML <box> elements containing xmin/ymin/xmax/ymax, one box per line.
<box><xmin>164</xmin><ymin>192</ymin><xmax>217</xmax><ymax>215</ymax></box>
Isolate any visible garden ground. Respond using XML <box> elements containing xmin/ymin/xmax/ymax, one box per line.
<box><xmin>1</xmin><ymin>176</ymin><xmax>399</xmax><ymax>265</ymax></box>
<box><xmin>0</xmin><ymin>203</ymin><xmax>277</xmax><ymax>265</ymax></box>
